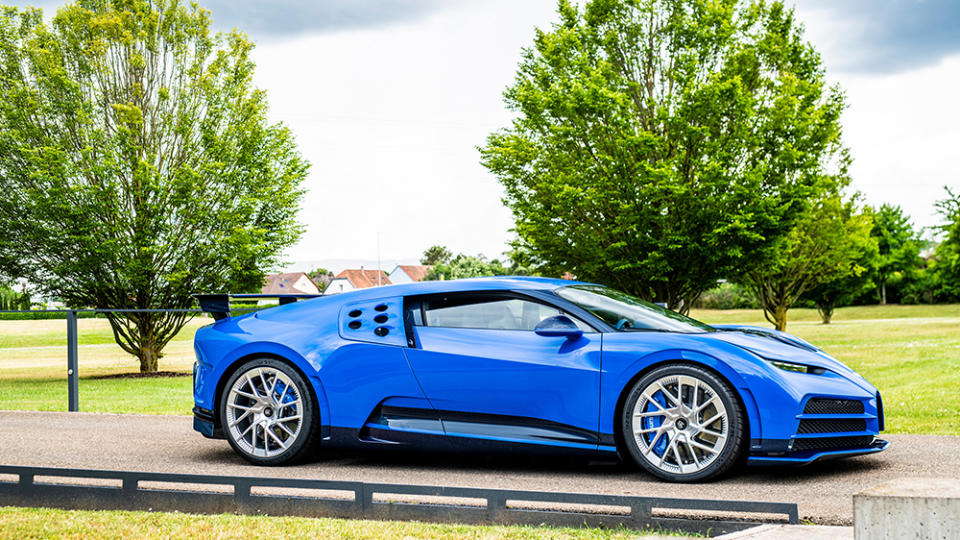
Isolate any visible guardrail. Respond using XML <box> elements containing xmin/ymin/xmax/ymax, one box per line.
<box><xmin>0</xmin><ymin>465</ymin><xmax>799</xmax><ymax>535</ymax></box>
<box><xmin>0</xmin><ymin>308</ymin><xmax>204</xmax><ymax>412</ymax></box>
<box><xmin>1</xmin><ymin>295</ymin><xmax>309</xmax><ymax>411</ymax></box>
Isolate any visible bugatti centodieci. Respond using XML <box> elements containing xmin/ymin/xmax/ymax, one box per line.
<box><xmin>192</xmin><ymin>276</ymin><xmax>887</xmax><ymax>482</ymax></box>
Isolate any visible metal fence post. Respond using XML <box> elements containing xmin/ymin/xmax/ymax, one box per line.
<box><xmin>66</xmin><ymin>310</ymin><xmax>79</xmax><ymax>412</ymax></box>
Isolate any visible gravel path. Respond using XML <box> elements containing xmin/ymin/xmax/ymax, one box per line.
<box><xmin>1</xmin><ymin>410</ymin><xmax>956</xmax><ymax>525</ymax></box>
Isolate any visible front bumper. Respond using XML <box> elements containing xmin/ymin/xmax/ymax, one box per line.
<box><xmin>748</xmin><ymin>392</ymin><xmax>888</xmax><ymax>465</ymax></box>
<box><xmin>748</xmin><ymin>438</ymin><xmax>889</xmax><ymax>465</ymax></box>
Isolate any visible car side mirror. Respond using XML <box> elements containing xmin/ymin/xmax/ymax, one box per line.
<box><xmin>534</xmin><ymin>315</ymin><xmax>583</xmax><ymax>340</ymax></box>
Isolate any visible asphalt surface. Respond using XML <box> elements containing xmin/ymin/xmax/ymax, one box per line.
<box><xmin>1</xmin><ymin>410</ymin><xmax>957</xmax><ymax>525</ymax></box>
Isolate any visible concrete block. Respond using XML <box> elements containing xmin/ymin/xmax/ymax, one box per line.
<box><xmin>854</xmin><ymin>478</ymin><xmax>960</xmax><ymax>540</ymax></box>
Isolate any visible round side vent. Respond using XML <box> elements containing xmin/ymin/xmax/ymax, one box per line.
<box><xmin>347</xmin><ymin>320</ymin><xmax>362</xmax><ymax>330</ymax></box>
<box><xmin>374</xmin><ymin>304</ymin><xmax>388</xmax><ymax>312</ymax></box>
<box><xmin>374</xmin><ymin>326</ymin><xmax>389</xmax><ymax>337</ymax></box>
<box><xmin>373</xmin><ymin>314</ymin><xmax>388</xmax><ymax>324</ymax></box>
<box><xmin>348</xmin><ymin>309</ymin><xmax>362</xmax><ymax>318</ymax></box>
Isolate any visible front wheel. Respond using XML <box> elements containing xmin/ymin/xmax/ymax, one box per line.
<box><xmin>621</xmin><ymin>364</ymin><xmax>745</xmax><ymax>482</ymax></box>
<box><xmin>219</xmin><ymin>358</ymin><xmax>320</xmax><ymax>465</ymax></box>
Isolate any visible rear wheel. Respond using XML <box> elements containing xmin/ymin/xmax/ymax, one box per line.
<box><xmin>621</xmin><ymin>364</ymin><xmax>744</xmax><ymax>482</ymax></box>
<box><xmin>220</xmin><ymin>358</ymin><xmax>320</xmax><ymax>465</ymax></box>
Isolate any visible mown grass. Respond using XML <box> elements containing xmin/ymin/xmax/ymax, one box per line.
<box><xmin>0</xmin><ymin>305</ymin><xmax>957</xmax><ymax>433</ymax></box>
<box><xmin>0</xmin><ymin>506</ymin><xmax>688</xmax><ymax>539</ymax></box>
<box><xmin>0</xmin><ymin>376</ymin><xmax>193</xmax><ymax>415</ymax></box>
<box><xmin>0</xmin><ymin>316</ymin><xmax>201</xmax><ymax>415</ymax></box>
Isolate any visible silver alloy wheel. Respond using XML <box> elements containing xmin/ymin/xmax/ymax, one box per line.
<box><xmin>630</xmin><ymin>374</ymin><xmax>728</xmax><ymax>475</ymax></box>
<box><xmin>225</xmin><ymin>367</ymin><xmax>304</xmax><ymax>459</ymax></box>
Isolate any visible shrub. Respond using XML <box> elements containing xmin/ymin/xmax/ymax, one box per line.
<box><xmin>693</xmin><ymin>283</ymin><xmax>760</xmax><ymax>310</ymax></box>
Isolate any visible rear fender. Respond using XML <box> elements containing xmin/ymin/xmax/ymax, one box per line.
<box><xmin>213</xmin><ymin>341</ymin><xmax>331</xmax><ymax>437</ymax></box>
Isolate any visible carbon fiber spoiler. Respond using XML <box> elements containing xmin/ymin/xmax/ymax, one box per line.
<box><xmin>193</xmin><ymin>293</ymin><xmax>322</xmax><ymax>321</ymax></box>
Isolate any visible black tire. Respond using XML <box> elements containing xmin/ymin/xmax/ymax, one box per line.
<box><xmin>620</xmin><ymin>364</ymin><xmax>745</xmax><ymax>482</ymax></box>
<box><xmin>219</xmin><ymin>358</ymin><xmax>321</xmax><ymax>465</ymax></box>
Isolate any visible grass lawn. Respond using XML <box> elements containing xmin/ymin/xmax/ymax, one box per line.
<box><xmin>0</xmin><ymin>506</ymin><xmax>686</xmax><ymax>539</ymax></box>
<box><xmin>0</xmin><ymin>317</ymin><xmax>203</xmax><ymax>415</ymax></box>
<box><xmin>0</xmin><ymin>305</ymin><xmax>957</xmax><ymax>433</ymax></box>
<box><xmin>0</xmin><ymin>375</ymin><xmax>193</xmax><ymax>415</ymax></box>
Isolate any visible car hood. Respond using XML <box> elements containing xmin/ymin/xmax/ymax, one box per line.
<box><xmin>707</xmin><ymin>324</ymin><xmax>867</xmax><ymax>384</ymax></box>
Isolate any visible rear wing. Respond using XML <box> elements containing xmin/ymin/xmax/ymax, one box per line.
<box><xmin>194</xmin><ymin>293</ymin><xmax>322</xmax><ymax>321</ymax></box>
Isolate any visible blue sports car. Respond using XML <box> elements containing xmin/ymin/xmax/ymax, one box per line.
<box><xmin>192</xmin><ymin>276</ymin><xmax>887</xmax><ymax>482</ymax></box>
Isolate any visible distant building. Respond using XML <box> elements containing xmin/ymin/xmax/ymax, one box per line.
<box><xmin>324</xmin><ymin>268</ymin><xmax>392</xmax><ymax>295</ymax></box>
<box><xmin>388</xmin><ymin>264</ymin><xmax>432</xmax><ymax>284</ymax></box>
<box><xmin>261</xmin><ymin>272</ymin><xmax>321</xmax><ymax>295</ymax></box>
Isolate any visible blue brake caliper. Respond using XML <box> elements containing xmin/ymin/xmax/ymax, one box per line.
<box><xmin>642</xmin><ymin>390</ymin><xmax>669</xmax><ymax>457</ymax></box>
<box><xmin>272</xmin><ymin>382</ymin><xmax>298</xmax><ymax>415</ymax></box>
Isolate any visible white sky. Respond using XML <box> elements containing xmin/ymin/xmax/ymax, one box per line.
<box><xmin>248</xmin><ymin>1</ymin><xmax>959</xmax><ymax>272</ymax></box>
<box><xmin>22</xmin><ymin>0</ymin><xmax>960</xmax><ymax>272</ymax></box>
<box><xmin>252</xmin><ymin>0</ymin><xmax>560</xmax><ymax>270</ymax></box>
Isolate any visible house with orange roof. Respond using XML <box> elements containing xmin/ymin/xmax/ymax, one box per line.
<box><xmin>388</xmin><ymin>264</ymin><xmax>433</xmax><ymax>284</ymax></box>
<box><xmin>261</xmin><ymin>272</ymin><xmax>321</xmax><ymax>295</ymax></box>
<box><xmin>324</xmin><ymin>268</ymin><xmax>392</xmax><ymax>295</ymax></box>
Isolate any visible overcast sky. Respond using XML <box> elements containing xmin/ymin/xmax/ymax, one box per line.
<box><xmin>22</xmin><ymin>0</ymin><xmax>960</xmax><ymax>272</ymax></box>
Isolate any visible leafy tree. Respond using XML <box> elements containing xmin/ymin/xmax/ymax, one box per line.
<box><xmin>306</xmin><ymin>268</ymin><xmax>332</xmax><ymax>292</ymax></box>
<box><xmin>693</xmin><ymin>282</ymin><xmax>760</xmax><ymax>310</ymax></box>
<box><xmin>929</xmin><ymin>187</ymin><xmax>960</xmax><ymax>300</ymax></box>
<box><xmin>0</xmin><ymin>1</ymin><xmax>308</xmax><ymax>371</ymax></box>
<box><xmin>420</xmin><ymin>245</ymin><xmax>453</xmax><ymax>266</ymax></box>
<box><xmin>869</xmin><ymin>204</ymin><xmax>921</xmax><ymax>304</ymax></box>
<box><xmin>739</xmin><ymin>195</ymin><xmax>874</xmax><ymax>330</ymax></box>
<box><xmin>481</xmin><ymin>0</ymin><xmax>848</xmax><ymax>313</ymax></box>
<box><xmin>425</xmin><ymin>254</ymin><xmax>509</xmax><ymax>280</ymax></box>
<box><xmin>503</xmin><ymin>243</ymin><xmax>540</xmax><ymax>277</ymax></box>
<box><xmin>0</xmin><ymin>284</ymin><xmax>30</xmax><ymax>310</ymax></box>
<box><xmin>803</xmin><ymin>241</ymin><xmax>878</xmax><ymax>323</ymax></box>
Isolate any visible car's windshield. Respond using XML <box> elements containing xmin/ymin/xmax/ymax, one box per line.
<box><xmin>555</xmin><ymin>285</ymin><xmax>714</xmax><ymax>334</ymax></box>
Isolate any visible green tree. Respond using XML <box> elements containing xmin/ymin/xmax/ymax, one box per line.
<box><xmin>740</xmin><ymin>195</ymin><xmax>874</xmax><ymax>330</ymax></box>
<box><xmin>481</xmin><ymin>0</ymin><xmax>847</xmax><ymax>313</ymax></box>
<box><xmin>425</xmin><ymin>254</ymin><xmax>509</xmax><ymax>280</ymax></box>
<box><xmin>0</xmin><ymin>284</ymin><xmax>30</xmax><ymax>310</ymax></box>
<box><xmin>869</xmin><ymin>204</ymin><xmax>921</xmax><ymax>304</ymax></box>
<box><xmin>0</xmin><ymin>1</ymin><xmax>308</xmax><ymax>372</ymax></box>
<box><xmin>420</xmin><ymin>245</ymin><xmax>453</xmax><ymax>266</ymax></box>
<box><xmin>930</xmin><ymin>187</ymin><xmax>960</xmax><ymax>300</ymax></box>
<box><xmin>803</xmin><ymin>239</ymin><xmax>878</xmax><ymax>324</ymax></box>
<box><xmin>306</xmin><ymin>268</ymin><xmax>331</xmax><ymax>293</ymax></box>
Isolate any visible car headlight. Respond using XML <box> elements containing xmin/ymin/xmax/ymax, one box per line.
<box><xmin>768</xmin><ymin>359</ymin><xmax>826</xmax><ymax>375</ymax></box>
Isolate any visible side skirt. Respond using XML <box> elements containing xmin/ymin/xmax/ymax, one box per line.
<box><xmin>327</xmin><ymin>405</ymin><xmax>618</xmax><ymax>457</ymax></box>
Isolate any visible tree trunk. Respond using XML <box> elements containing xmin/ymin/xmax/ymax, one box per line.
<box><xmin>137</xmin><ymin>344</ymin><xmax>159</xmax><ymax>372</ymax></box>
<box><xmin>772</xmin><ymin>303</ymin><xmax>788</xmax><ymax>331</ymax></box>
<box><xmin>880</xmin><ymin>279</ymin><xmax>887</xmax><ymax>305</ymax></box>
<box><xmin>817</xmin><ymin>302</ymin><xmax>833</xmax><ymax>324</ymax></box>
<box><xmin>137</xmin><ymin>322</ymin><xmax>160</xmax><ymax>373</ymax></box>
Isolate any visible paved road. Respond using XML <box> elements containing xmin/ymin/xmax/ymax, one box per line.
<box><xmin>1</xmin><ymin>410</ymin><xmax>956</xmax><ymax>525</ymax></box>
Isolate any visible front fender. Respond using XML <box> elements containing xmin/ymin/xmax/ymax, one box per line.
<box><xmin>601</xmin><ymin>345</ymin><xmax>763</xmax><ymax>446</ymax></box>
<box><xmin>599</xmin><ymin>332</ymin><xmax>811</xmax><ymax>449</ymax></box>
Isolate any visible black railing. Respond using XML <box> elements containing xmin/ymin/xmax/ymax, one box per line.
<box><xmin>0</xmin><ymin>465</ymin><xmax>799</xmax><ymax>534</ymax></box>
<box><xmin>1</xmin><ymin>295</ymin><xmax>319</xmax><ymax>411</ymax></box>
<box><xmin>0</xmin><ymin>308</ymin><xmax>204</xmax><ymax>412</ymax></box>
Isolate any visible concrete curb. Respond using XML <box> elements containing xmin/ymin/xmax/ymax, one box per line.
<box><xmin>715</xmin><ymin>524</ymin><xmax>853</xmax><ymax>539</ymax></box>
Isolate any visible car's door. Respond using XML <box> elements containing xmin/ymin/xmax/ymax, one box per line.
<box><xmin>402</xmin><ymin>291</ymin><xmax>602</xmax><ymax>449</ymax></box>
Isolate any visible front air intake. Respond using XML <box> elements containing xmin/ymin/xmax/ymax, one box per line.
<box><xmin>803</xmin><ymin>398</ymin><xmax>864</xmax><ymax>415</ymax></box>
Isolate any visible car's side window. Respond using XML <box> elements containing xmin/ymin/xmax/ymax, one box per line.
<box><xmin>420</xmin><ymin>294</ymin><xmax>591</xmax><ymax>332</ymax></box>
